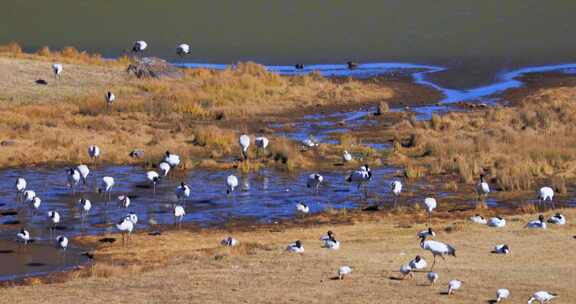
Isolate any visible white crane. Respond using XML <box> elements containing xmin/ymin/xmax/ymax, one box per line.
<box><xmin>146</xmin><ymin>171</ymin><xmax>160</xmax><ymax>194</ymax></box>
<box><xmin>67</xmin><ymin>168</ymin><xmax>81</xmax><ymax>192</ymax></box>
<box><xmin>132</xmin><ymin>40</ymin><xmax>148</xmax><ymax>55</ymax></box>
<box><xmin>221</xmin><ymin>236</ymin><xmax>239</xmax><ymax>247</ymax></box>
<box><xmin>528</xmin><ymin>291</ymin><xmax>557</xmax><ymax>304</ymax></box>
<box><xmin>447</xmin><ymin>279</ymin><xmax>462</xmax><ymax>295</ymax></box>
<box><xmin>496</xmin><ymin>288</ymin><xmax>510</xmax><ymax>302</ymax></box>
<box><xmin>158</xmin><ymin>162</ymin><xmax>171</xmax><ymax>176</ymax></box>
<box><xmin>99</xmin><ymin>176</ymin><xmax>115</xmax><ymax>201</ymax></box>
<box><xmin>176</xmin><ymin>43</ymin><xmax>190</xmax><ymax>57</ymax></box>
<box><xmin>76</xmin><ymin>164</ymin><xmax>90</xmax><ymax>185</ymax></box>
<box><xmin>547</xmin><ymin>213</ymin><xmax>566</xmax><ymax>225</ymax></box>
<box><xmin>320</xmin><ymin>230</ymin><xmax>335</xmax><ymax>242</ymax></box>
<box><xmin>342</xmin><ymin>150</ymin><xmax>352</xmax><ymax>162</ymax></box>
<box><xmin>470</xmin><ymin>214</ymin><xmax>487</xmax><ymax>225</ymax></box>
<box><xmin>176</xmin><ymin>182</ymin><xmax>191</xmax><ymax>201</ymax></box>
<box><xmin>526</xmin><ymin>215</ymin><xmax>547</xmax><ymax>229</ymax></box>
<box><xmin>226</xmin><ymin>175</ymin><xmax>239</xmax><ymax>195</ymax></box>
<box><xmin>420</xmin><ymin>235</ymin><xmax>456</xmax><ymax>270</ymax></box>
<box><xmin>52</xmin><ymin>63</ymin><xmax>63</xmax><ymax>80</ymax></box>
<box><xmin>23</xmin><ymin>190</ymin><xmax>36</xmax><ymax>204</ymax></box>
<box><xmin>391</xmin><ymin>180</ymin><xmax>403</xmax><ymax>196</ymax></box>
<box><xmin>78</xmin><ymin>197</ymin><xmax>91</xmax><ymax>223</ymax></box>
<box><xmin>399</xmin><ymin>263</ymin><xmax>413</xmax><ymax>280</ymax></box>
<box><xmin>307</xmin><ymin>173</ymin><xmax>324</xmax><ymax>192</ymax></box>
<box><xmin>88</xmin><ymin>145</ymin><xmax>101</xmax><ymax>165</ymax></box>
<box><xmin>423</xmin><ymin>197</ymin><xmax>437</xmax><ymax>227</ymax></box>
<box><xmin>538</xmin><ymin>186</ymin><xmax>554</xmax><ymax>209</ymax></box>
<box><xmin>116</xmin><ymin>217</ymin><xmax>134</xmax><ymax>246</ymax></box>
<box><xmin>346</xmin><ymin>165</ymin><xmax>372</xmax><ymax>197</ymax></box>
<box><xmin>16</xmin><ymin>229</ymin><xmax>30</xmax><ymax>245</ymax></box>
<box><xmin>296</xmin><ymin>202</ymin><xmax>310</xmax><ymax>214</ymax></box>
<box><xmin>174</xmin><ymin>205</ymin><xmax>185</xmax><ymax>228</ymax></box>
<box><xmin>255</xmin><ymin>136</ymin><xmax>269</xmax><ymax>157</ymax></box>
<box><xmin>239</xmin><ymin>134</ymin><xmax>250</xmax><ymax>160</ymax></box>
<box><xmin>427</xmin><ymin>271</ymin><xmax>438</xmax><ymax>286</ymax></box>
<box><xmin>409</xmin><ymin>255</ymin><xmax>428</xmax><ymax>270</ymax></box>
<box><xmin>477</xmin><ymin>174</ymin><xmax>490</xmax><ymax>198</ymax></box>
<box><xmin>286</xmin><ymin>240</ymin><xmax>304</xmax><ymax>253</ymax></box>
<box><xmin>488</xmin><ymin>216</ymin><xmax>506</xmax><ymax>228</ymax></box>
<box><xmin>31</xmin><ymin>196</ymin><xmax>41</xmax><ymax>213</ymax></box>
<box><xmin>322</xmin><ymin>235</ymin><xmax>340</xmax><ymax>250</ymax></box>
<box><xmin>56</xmin><ymin>235</ymin><xmax>68</xmax><ymax>251</ymax></box>
<box><xmin>48</xmin><ymin>210</ymin><xmax>61</xmax><ymax>240</ymax></box>
<box><xmin>164</xmin><ymin>151</ymin><xmax>181</xmax><ymax>167</ymax></box>
<box><xmin>117</xmin><ymin>194</ymin><xmax>131</xmax><ymax>208</ymax></box>
<box><xmin>105</xmin><ymin>91</ymin><xmax>116</xmax><ymax>108</ymax></box>
<box><xmin>337</xmin><ymin>266</ymin><xmax>352</xmax><ymax>280</ymax></box>
<box><xmin>15</xmin><ymin>177</ymin><xmax>26</xmax><ymax>201</ymax></box>
<box><xmin>493</xmin><ymin>244</ymin><xmax>511</xmax><ymax>254</ymax></box>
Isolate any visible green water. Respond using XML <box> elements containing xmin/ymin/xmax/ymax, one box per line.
<box><xmin>1</xmin><ymin>1</ymin><xmax>575</xmax><ymax>87</ymax></box>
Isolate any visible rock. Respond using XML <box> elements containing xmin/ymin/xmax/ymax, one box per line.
<box><xmin>126</xmin><ymin>57</ymin><xmax>183</xmax><ymax>79</ymax></box>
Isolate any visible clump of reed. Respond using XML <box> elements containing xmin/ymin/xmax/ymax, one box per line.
<box><xmin>391</xmin><ymin>87</ymin><xmax>576</xmax><ymax>192</ymax></box>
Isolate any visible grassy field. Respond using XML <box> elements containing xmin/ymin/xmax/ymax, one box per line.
<box><xmin>0</xmin><ymin>44</ymin><xmax>403</xmax><ymax>170</ymax></box>
<box><xmin>2</xmin><ymin>208</ymin><xmax>574</xmax><ymax>303</ymax></box>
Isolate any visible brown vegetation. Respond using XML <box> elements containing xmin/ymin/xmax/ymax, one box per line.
<box><xmin>0</xmin><ymin>43</ymin><xmax>393</xmax><ymax>170</ymax></box>
<box><xmin>390</xmin><ymin>87</ymin><xmax>576</xmax><ymax>192</ymax></box>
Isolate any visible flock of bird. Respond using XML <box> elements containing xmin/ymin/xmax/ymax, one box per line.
<box><xmin>17</xmin><ymin>41</ymin><xmax>565</xmax><ymax>302</ymax></box>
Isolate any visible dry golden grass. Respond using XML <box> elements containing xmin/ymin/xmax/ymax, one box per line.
<box><xmin>391</xmin><ymin>87</ymin><xmax>576</xmax><ymax>191</ymax></box>
<box><xmin>0</xmin><ymin>45</ymin><xmax>395</xmax><ymax>170</ymax></box>
<box><xmin>3</xmin><ymin>209</ymin><xmax>575</xmax><ymax>303</ymax></box>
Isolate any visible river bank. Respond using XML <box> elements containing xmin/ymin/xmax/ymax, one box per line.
<box><xmin>3</xmin><ymin>208</ymin><xmax>575</xmax><ymax>303</ymax></box>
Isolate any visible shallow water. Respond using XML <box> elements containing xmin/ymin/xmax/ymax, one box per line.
<box><xmin>0</xmin><ymin>240</ymin><xmax>88</xmax><ymax>281</ymax></box>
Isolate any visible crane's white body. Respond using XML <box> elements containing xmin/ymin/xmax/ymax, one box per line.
<box><xmin>494</xmin><ymin>244</ymin><xmax>511</xmax><ymax>254</ymax></box>
<box><xmin>239</xmin><ymin>134</ymin><xmax>250</xmax><ymax>159</ymax></box>
<box><xmin>227</xmin><ymin>175</ymin><xmax>239</xmax><ymax>194</ymax></box>
<box><xmin>496</xmin><ymin>288</ymin><xmax>510</xmax><ymax>302</ymax></box>
<box><xmin>76</xmin><ymin>164</ymin><xmax>90</xmax><ymax>184</ymax></box>
<box><xmin>547</xmin><ymin>213</ymin><xmax>566</xmax><ymax>225</ymax></box>
<box><xmin>470</xmin><ymin>214</ymin><xmax>488</xmax><ymax>224</ymax></box>
<box><xmin>307</xmin><ymin>173</ymin><xmax>323</xmax><ymax>190</ymax></box>
<box><xmin>448</xmin><ymin>280</ymin><xmax>462</xmax><ymax>295</ymax></box>
<box><xmin>296</xmin><ymin>202</ymin><xmax>310</xmax><ymax>214</ymax></box>
<box><xmin>337</xmin><ymin>266</ymin><xmax>352</xmax><ymax>280</ymax></box>
<box><xmin>52</xmin><ymin>63</ymin><xmax>63</xmax><ymax>79</ymax></box>
<box><xmin>391</xmin><ymin>180</ymin><xmax>403</xmax><ymax>196</ymax></box>
<box><xmin>159</xmin><ymin>162</ymin><xmax>171</xmax><ymax>176</ymax></box>
<box><xmin>286</xmin><ymin>241</ymin><xmax>304</xmax><ymax>253</ymax></box>
<box><xmin>56</xmin><ymin>235</ymin><xmax>68</xmax><ymax>250</ymax></box>
<box><xmin>16</xmin><ymin>229</ymin><xmax>30</xmax><ymax>244</ymax></box>
<box><xmin>221</xmin><ymin>237</ymin><xmax>239</xmax><ymax>247</ymax></box>
<box><xmin>427</xmin><ymin>272</ymin><xmax>439</xmax><ymax>285</ymax></box>
<box><xmin>88</xmin><ymin>145</ymin><xmax>100</xmax><ymax>159</ymax></box>
<box><xmin>342</xmin><ymin>150</ymin><xmax>352</xmax><ymax>162</ymax></box>
<box><xmin>118</xmin><ymin>195</ymin><xmax>130</xmax><ymax>208</ymax></box>
<box><xmin>528</xmin><ymin>291</ymin><xmax>557</xmax><ymax>304</ymax></box>
<box><xmin>164</xmin><ymin>152</ymin><xmax>181</xmax><ymax>167</ymax></box>
<box><xmin>538</xmin><ymin>187</ymin><xmax>554</xmax><ymax>201</ymax></box>
<box><xmin>176</xmin><ymin>43</ymin><xmax>190</xmax><ymax>56</ymax></box>
<box><xmin>176</xmin><ymin>183</ymin><xmax>191</xmax><ymax>200</ymax></box>
<box><xmin>488</xmin><ymin>217</ymin><xmax>506</xmax><ymax>228</ymax></box>
<box><xmin>409</xmin><ymin>255</ymin><xmax>428</xmax><ymax>270</ymax></box>
<box><xmin>255</xmin><ymin>136</ymin><xmax>269</xmax><ymax>149</ymax></box>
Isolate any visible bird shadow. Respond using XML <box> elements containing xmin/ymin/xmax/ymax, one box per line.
<box><xmin>363</xmin><ymin>205</ymin><xmax>380</xmax><ymax>212</ymax></box>
<box><xmin>3</xmin><ymin>220</ymin><xmax>20</xmax><ymax>225</ymax></box>
<box><xmin>388</xmin><ymin>276</ymin><xmax>404</xmax><ymax>281</ymax></box>
<box><xmin>53</xmin><ymin>225</ymin><xmax>67</xmax><ymax>231</ymax></box>
<box><xmin>0</xmin><ymin>211</ymin><xmax>18</xmax><ymax>216</ymax></box>
<box><xmin>487</xmin><ymin>300</ymin><xmax>498</xmax><ymax>304</ymax></box>
<box><xmin>0</xmin><ymin>250</ymin><xmax>14</xmax><ymax>254</ymax></box>
<box><xmin>26</xmin><ymin>262</ymin><xmax>46</xmax><ymax>267</ymax></box>
<box><xmin>438</xmin><ymin>291</ymin><xmax>450</xmax><ymax>295</ymax></box>
<box><xmin>35</xmin><ymin>79</ymin><xmax>48</xmax><ymax>85</ymax></box>
<box><xmin>148</xmin><ymin>231</ymin><xmax>162</xmax><ymax>236</ymax></box>
<box><xmin>329</xmin><ymin>276</ymin><xmax>341</xmax><ymax>281</ymax></box>
<box><xmin>98</xmin><ymin>237</ymin><xmax>116</xmax><ymax>243</ymax></box>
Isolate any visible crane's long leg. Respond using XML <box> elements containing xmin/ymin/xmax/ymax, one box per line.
<box><xmin>431</xmin><ymin>255</ymin><xmax>437</xmax><ymax>271</ymax></box>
